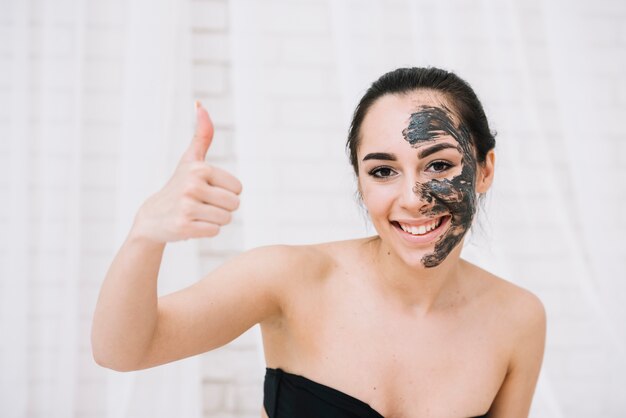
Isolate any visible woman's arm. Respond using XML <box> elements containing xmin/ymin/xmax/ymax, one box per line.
<box><xmin>91</xmin><ymin>103</ymin><xmax>268</xmax><ymax>371</ymax></box>
<box><xmin>487</xmin><ymin>291</ymin><xmax>547</xmax><ymax>417</ymax></box>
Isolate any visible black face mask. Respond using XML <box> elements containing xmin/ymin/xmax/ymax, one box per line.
<box><xmin>402</xmin><ymin>106</ymin><xmax>477</xmax><ymax>268</ymax></box>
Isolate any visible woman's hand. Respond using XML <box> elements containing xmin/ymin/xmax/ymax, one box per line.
<box><xmin>131</xmin><ymin>102</ymin><xmax>243</xmax><ymax>243</ymax></box>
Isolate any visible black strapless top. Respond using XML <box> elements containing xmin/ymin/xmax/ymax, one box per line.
<box><xmin>264</xmin><ymin>368</ymin><xmax>489</xmax><ymax>418</ymax></box>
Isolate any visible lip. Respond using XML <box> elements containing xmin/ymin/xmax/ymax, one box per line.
<box><xmin>391</xmin><ymin>215</ymin><xmax>450</xmax><ymax>245</ymax></box>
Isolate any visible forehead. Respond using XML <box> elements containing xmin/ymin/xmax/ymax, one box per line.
<box><xmin>359</xmin><ymin>90</ymin><xmax>461</xmax><ymax>152</ymax></box>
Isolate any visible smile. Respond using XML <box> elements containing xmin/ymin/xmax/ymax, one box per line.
<box><xmin>391</xmin><ymin>215</ymin><xmax>450</xmax><ymax>243</ymax></box>
<box><xmin>398</xmin><ymin>218</ymin><xmax>442</xmax><ymax>235</ymax></box>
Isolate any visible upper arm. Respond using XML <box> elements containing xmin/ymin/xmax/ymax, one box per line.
<box><xmin>135</xmin><ymin>244</ymin><xmax>302</xmax><ymax>370</ymax></box>
<box><xmin>488</xmin><ymin>291</ymin><xmax>547</xmax><ymax>418</ymax></box>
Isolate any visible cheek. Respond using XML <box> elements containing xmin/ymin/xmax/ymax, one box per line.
<box><xmin>361</xmin><ymin>183</ymin><xmax>397</xmax><ymax>217</ymax></box>
<box><xmin>418</xmin><ymin>177</ymin><xmax>477</xmax><ymax>220</ymax></box>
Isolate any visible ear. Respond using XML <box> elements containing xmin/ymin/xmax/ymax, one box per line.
<box><xmin>475</xmin><ymin>150</ymin><xmax>495</xmax><ymax>194</ymax></box>
<box><xmin>356</xmin><ymin>177</ymin><xmax>364</xmax><ymax>200</ymax></box>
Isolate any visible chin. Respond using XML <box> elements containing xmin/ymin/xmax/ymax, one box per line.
<box><xmin>379</xmin><ymin>215</ymin><xmax>464</xmax><ymax>270</ymax></box>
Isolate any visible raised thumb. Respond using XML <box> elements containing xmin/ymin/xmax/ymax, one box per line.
<box><xmin>182</xmin><ymin>101</ymin><xmax>214</xmax><ymax>163</ymax></box>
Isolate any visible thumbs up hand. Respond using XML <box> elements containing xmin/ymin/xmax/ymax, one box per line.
<box><xmin>131</xmin><ymin>102</ymin><xmax>243</xmax><ymax>244</ymax></box>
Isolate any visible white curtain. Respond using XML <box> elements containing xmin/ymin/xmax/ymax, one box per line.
<box><xmin>0</xmin><ymin>0</ymin><xmax>202</xmax><ymax>417</ymax></box>
<box><xmin>2</xmin><ymin>0</ymin><xmax>625</xmax><ymax>417</ymax></box>
<box><xmin>231</xmin><ymin>0</ymin><xmax>626</xmax><ymax>417</ymax></box>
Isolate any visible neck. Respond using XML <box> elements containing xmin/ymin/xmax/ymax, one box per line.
<box><xmin>366</xmin><ymin>236</ymin><xmax>465</xmax><ymax>316</ymax></box>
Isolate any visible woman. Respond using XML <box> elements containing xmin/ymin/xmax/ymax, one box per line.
<box><xmin>92</xmin><ymin>67</ymin><xmax>546</xmax><ymax>418</ymax></box>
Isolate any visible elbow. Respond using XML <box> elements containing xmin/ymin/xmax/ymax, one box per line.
<box><xmin>91</xmin><ymin>348</ymin><xmax>138</xmax><ymax>372</ymax></box>
<box><xmin>92</xmin><ymin>353</ymin><xmax>134</xmax><ymax>372</ymax></box>
<box><xmin>91</xmin><ymin>337</ymin><xmax>143</xmax><ymax>372</ymax></box>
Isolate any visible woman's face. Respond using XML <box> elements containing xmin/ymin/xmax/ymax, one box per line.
<box><xmin>357</xmin><ymin>90</ymin><xmax>493</xmax><ymax>268</ymax></box>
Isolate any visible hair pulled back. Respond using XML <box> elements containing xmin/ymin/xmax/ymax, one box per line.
<box><xmin>346</xmin><ymin>67</ymin><xmax>496</xmax><ymax>175</ymax></box>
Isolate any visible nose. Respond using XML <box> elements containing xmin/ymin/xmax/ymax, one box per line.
<box><xmin>399</xmin><ymin>178</ymin><xmax>432</xmax><ymax>213</ymax></box>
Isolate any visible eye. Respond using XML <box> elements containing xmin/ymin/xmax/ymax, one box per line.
<box><xmin>368</xmin><ymin>166</ymin><xmax>397</xmax><ymax>179</ymax></box>
<box><xmin>426</xmin><ymin>160</ymin><xmax>453</xmax><ymax>173</ymax></box>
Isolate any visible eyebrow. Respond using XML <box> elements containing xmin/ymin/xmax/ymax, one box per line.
<box><xmin>362</xmin><ymin>152</ymin><xmax>397</xmax><ymax>162</ymax></box>
<box><xmin>416</xmin><ymin>143</ymin><xmax>458</xmax><ymax>159</ymax></box>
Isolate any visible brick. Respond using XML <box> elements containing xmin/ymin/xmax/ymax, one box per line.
<box><xmin>81</xmin><ymin>187</ymin><xmax>116</xmax><ymax>221</ymax></box>
<box><xmin>83</xmin><ymin>91</ymin><xmax>121</xmax><ymax>124</ymax></box>
<box><xmin>547</xmin><ymin>318</ymin><xmax>602</xmax><ymax>350</ymax></box>
<box><xmin>201</xmin><ymin>345</ymin><xmax>263</xmax><ymax>381</ymax></box>
<box><xmin>29</xmin><ymin>57</ymin><xmax>76</xmax><ymax>90</ymax></box>
<box><xmin>265</xmin><ymin>128</ymin><xmax>333</xmax><ymax>160</ymax></box>
<box><xmin>193</xmin><ymin>63</ymin><xmax>229</xmax><ymax>95</ymax></box>
<box><xmin>256</xmin><ymin>1</ymin><xmax>330</xmax><ymax>35</ymax></box>
<box><xmin>580</xmin><ymin>0</ymin><xmax>626</xmax><ymax>15</ymax></box>
<box><xmin>85</xmin><ymin>25</ymin><xmax>125</xmax><ymax>59</ymax></box>
<box><xmin>234</xmin><ymin>381</ymin><xmax>263</xmax><ymax>413</ymax></box>
<box><xmin>0</xmin><ymin>89</ymin><xmax>9</xmax><ymax>121</ymax></box>
<box><xmin>199</xmin><ymin>253</ymin><xmax>237</xmax><ymax>277</ymax></box>
<box><xmin>84</xmin><ymin>58</ymin><xmax>123</xmax><ymax>93</ymax></box>
<box><xmin>277</xmin><ymin>99</ymin><xmax>343</xmax><ymax>129</ymax></box>
<box><xmin>29</xmin><ymin>0</ymin><xmax>77</xmax><ymax>25</ymax></box>
<box><xmin>198</xmin><ymin>221</ymin><xmax>243</xmax><ymax>253</ymax></box>
<box><xmin>203</xmin><ymin>380</ymin><xmax>230</xmax><ymax>412</ymax></box>
<box><xmin>231</xmin><ymin>34</ymin><xmax>281</xmax><ymax>65</ymax></box>
<box><xmin>193</xmin><ymin>32</ymin><xmax>230</xmax><ymax>63</ymax></box>
<box><xmin>194</xmin><ymin>95</ymin><xmax>234</xmax><ymax>126</ymax></box>
<box><xmin>74</xmin><ymin>375</ymin><xmax>107</xmax><ymax>415</ymax></box>
<box><xmin>227</xmin><ymin>327</ymin><xmax>262</xmax><ymax>351</ymax></box>
<box><xmin>262</xmin><ymin>67</ymin><xmax>339</xmax><ymax>99</ymax></box>
<box><xmin>617</xmin><ymin>79</ymin><xmax>626</xmax><ymax>105</ymax></box>
<box><xmin>577</xmin><ymin>46</ymin><xmax>626</xmax><ymax>77</ymax></box>
<box><xmin>518</xmin><ymin>10</ymin><xmax>547</xmax><ymax>44</ymax></box>
<box><xmin>80</xmin><ymin>155</ymin><xmax>118</xmax><ymax>188</ymax></box>
<box><xmin>80</xmin><ymin>220</ymin><xmax>116</xmax><ymax>253</ymax></box>
<box><xmin>0</xmin><ymin>24</ymin><xmax>12</xmax><ymax>54</ymax></box>
<box><xmin>82</xmin><ymin>123</ymin><xmax>120</xmax><ymax>157</ymax></box>
<box><xmin>0</xmin><ymin>58</ymin><xmax>8</xmax><ymax>89</ymax></box>
<box><xmin>203</xmin><ymin>127</ymin><xmax>235</xmax><ymax>160</ymax></box>
<box><xmin>278</xmin><ymin>160</ymin><xmax>353</xmax><ymax>193</ymax></box>
<box><xmin>620</xmin><ymin>19</ymin><xmax>626</xmax><ymax>44</ymax></box>
<box><xmin>29</xmin><ymin>24</ymin><xmax>74</xmax><ymax>58</ymax></box>
<box><xmin>280</xmin><ymin>35</ymin><xmax>334</xmax><ymax>66</ymax></box>
<box><xmin>191</xmin><ymin>0</ymin><xmax>228</xmax><ymax>31</ymax></box>
<box><xmin>86</xmin><ymin>0</ymin><xmax>127</xmax><ymax>26</ymax></box>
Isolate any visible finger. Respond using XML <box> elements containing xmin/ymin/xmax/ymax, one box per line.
<box><xmin>186</xmin><ymin>221</ymin><xmax>221</xmax><ymax>239</ymax></box>
<box><xmin>191</xmin><ymin>204</ymin><xmax>233</xmax><ymax>226</ymax></box>
<box><xmin>199</xmin><ymin>165</ymin><xmax>243</xmax><ymax>195</ymax></box>
<box><xmin>181</xmin><ymin>101</ymin><xmax>214</xmax><ymax>163</ymax></box>
<box><xmin>196</xmin><ymin>185</ymin><xmax>240</xmax><ymax>212</ymax></box>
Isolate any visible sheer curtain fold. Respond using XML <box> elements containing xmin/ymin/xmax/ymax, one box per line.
<box><xmin>1</xmin><ymin>0</ymin><xmax>201</xmax><ymax>417</ymax></box>
<box><xmin>1</xmin><ymin>1</ymin><xmax>31</xmax><ymax>416</ymax></box>
<box><xmin>111</xmin><ymin>0</ymin><xmax>202</xmax><ymax>417</ymax></box>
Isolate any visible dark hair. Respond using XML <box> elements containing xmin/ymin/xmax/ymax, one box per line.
<box><xmin>346</xmin><ymin>67</ymin><xmax>496</xmax><ymax>175</ymax></box>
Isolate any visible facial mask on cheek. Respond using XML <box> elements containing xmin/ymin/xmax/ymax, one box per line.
<box><xmin>402</xmin><ymin>106</ymin><xmax>478</xmax><ymax>268</ymax></box>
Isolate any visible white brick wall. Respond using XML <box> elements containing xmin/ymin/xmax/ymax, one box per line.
<box><xmin>190</xmin><ymin>1</ymin><xmax>263</xmax><ymax>417</ymax></box>
<box><xmin>1</xmin><ymin>0</ymin><xmax>624</xmax><ymax>416</ymax></box>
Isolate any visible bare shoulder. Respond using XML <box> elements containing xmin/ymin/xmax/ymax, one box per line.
<box><xmin>462</xmin><ymin>265</ymin><xmax>547</xmax><ymax>416</ymax></box>
<box><xmin>464</xmin><ymin>260</ymin><xmax>546</xmax><ymax>329</ymax></box>
<box><xmin>240</xmin><ymin>237</ymin><xmax>365</xmax><ymax>295</ymax></box>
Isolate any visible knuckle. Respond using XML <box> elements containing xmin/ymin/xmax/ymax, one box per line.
<box><xmin>173</xmin><ymin>216</ymin><xmax>189</xmax><ymax>232</ymax></box>
<box><xmin>192</xmin><ymin>162</ymin><xmax>211</xmax><ymax>176</ymax></box>
<box><xmin>207</xmin><ymin>224</ymin><xmax>220</xmax><ymax>237</ymax></box>
<box><xmin>179</xmin><ymin>200</ymin><xmax>195</xmax><ymax>218</ymax></box>
<box><xmin>181</xmin><ymin>182</ymin><xmax>198</xmax><ymax>197</ymax></box>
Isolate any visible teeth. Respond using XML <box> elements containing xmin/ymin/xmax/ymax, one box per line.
<box><xmin>399</xmin><ymin>218</ymin><xmax>442</xmax><ymax>236</ymax></box>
